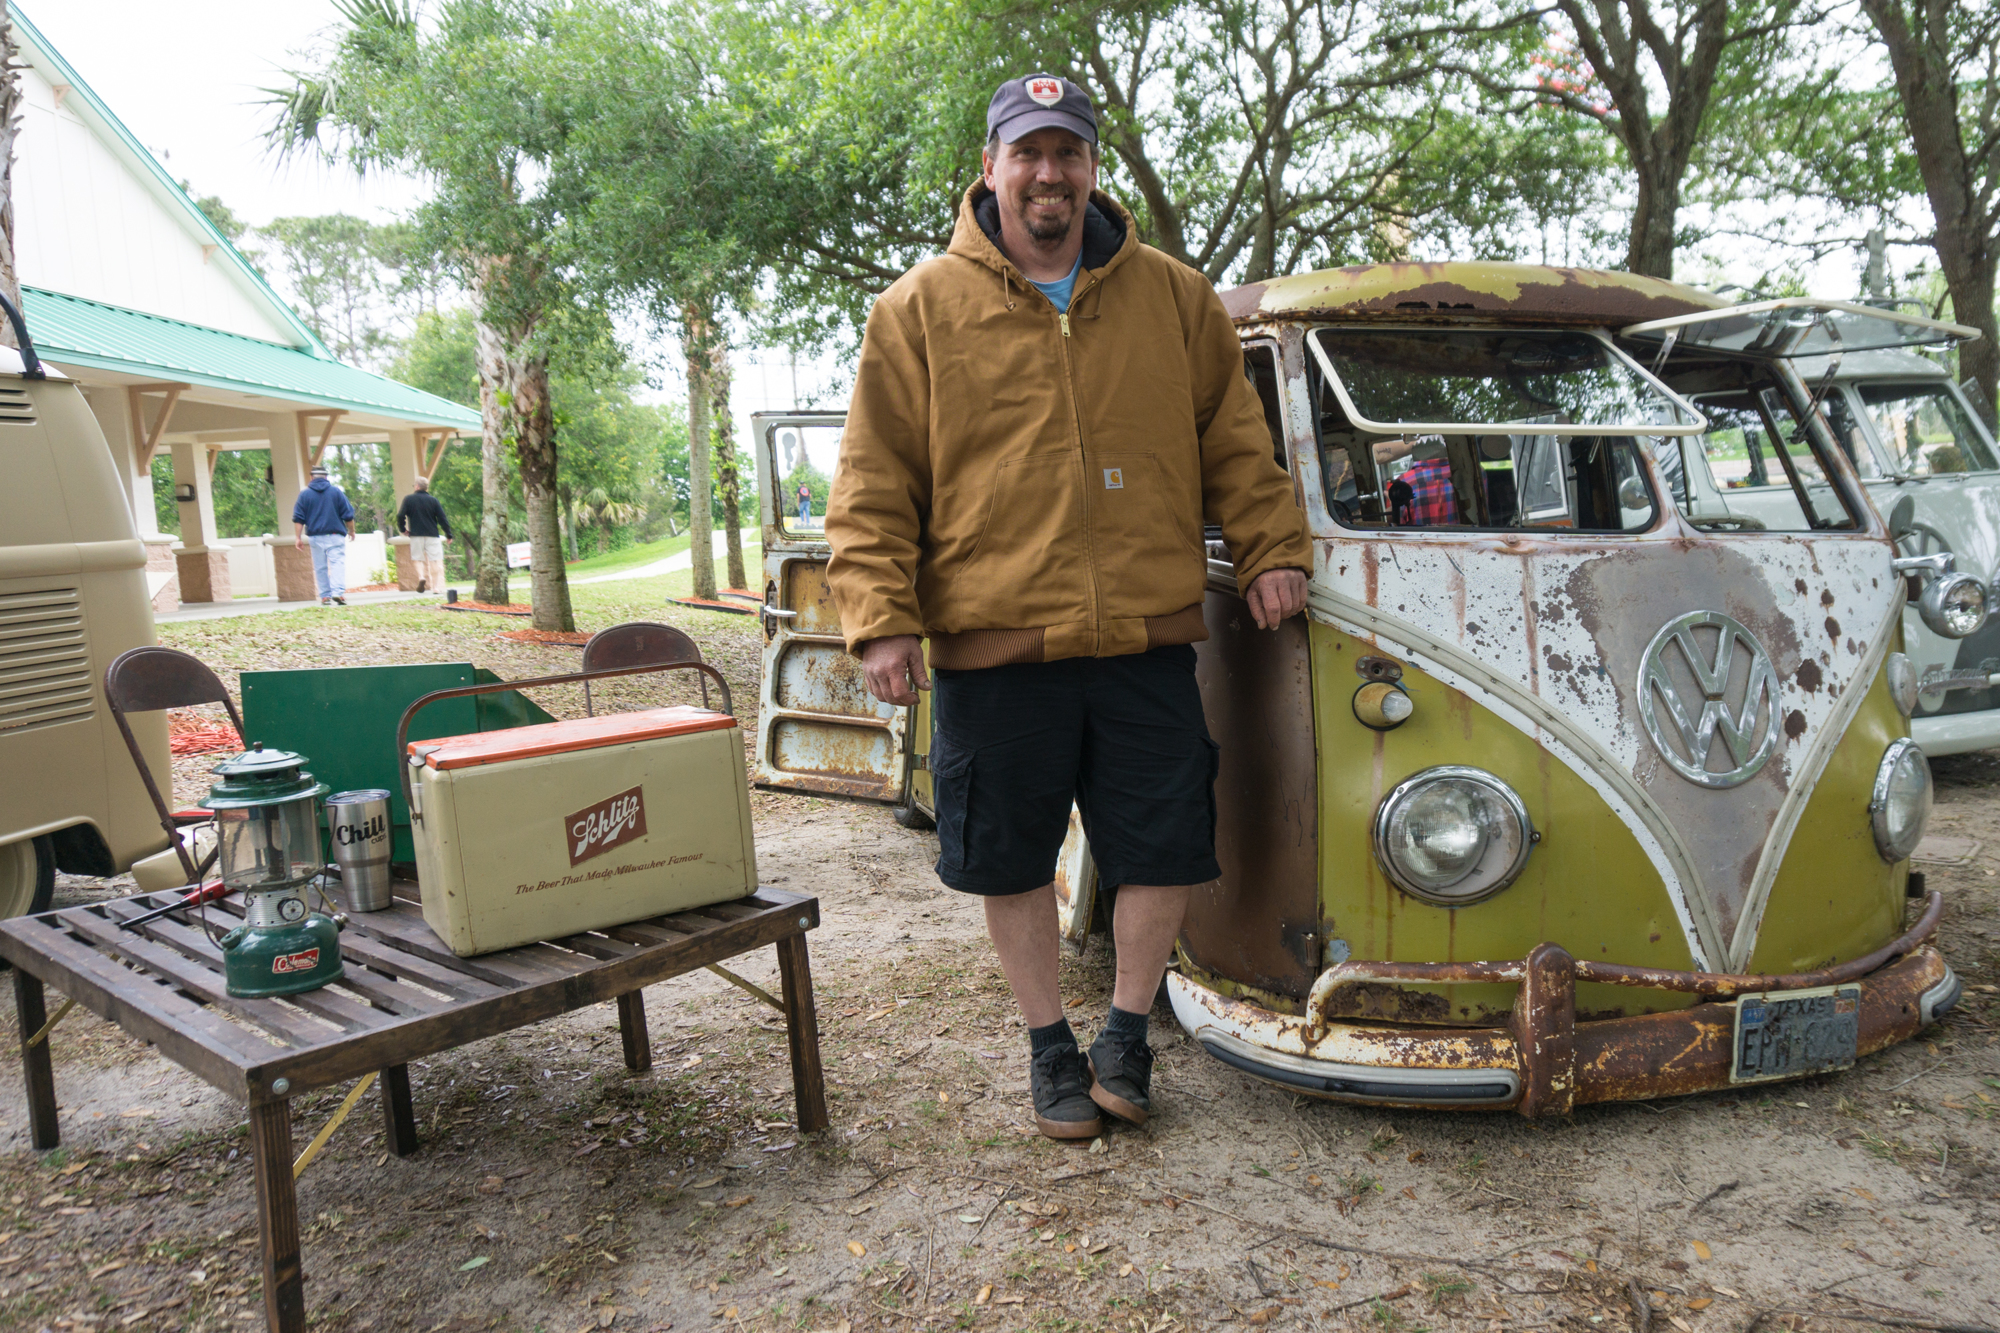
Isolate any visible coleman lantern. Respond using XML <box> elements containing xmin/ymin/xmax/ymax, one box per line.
<box><xmin>199</xmin><ymin>744</ymin><xmax>345</xmax><ymax>997</ymax></box>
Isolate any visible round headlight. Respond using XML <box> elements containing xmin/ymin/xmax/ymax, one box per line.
<box><xmin>1372</xmin><ymin>767</ymin><xmax>1535</xmax><ymax>906</ymax></box>
<box><xmin>1870</xmin><ymin>738</ymin><xmax>1932</xmax><ymax>863</ymax></box>
<box><xmin>1885</xmin><ymin>652</ymin><xmax>1918</xmax><ymax>717</ymax></box>
<box><xmin>1919</xmin><ymin>571</ymin><xmax>1989</xmax><ymax>638</ymax></box>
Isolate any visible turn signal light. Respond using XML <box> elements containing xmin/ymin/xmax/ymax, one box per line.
<box><xmin>1353</xmin><ymin>681</ymin><xmax>1414</xmax><ymax>730</ymax></box>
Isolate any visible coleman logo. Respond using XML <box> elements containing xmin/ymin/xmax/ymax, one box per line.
<box><xmin>1026</xmin><ymin>77</ymin><xmax>1063</xmax><ymax>105</ymax></box>
<box><xmin>272</xmin><ymin>948</ymin><xmax>321</xmax><ymax>975</ymax></box>
<box><xmin>1638</xmin><ymin>610</ymin><xmax>1782</xmax><ymax>790</ymax></box>
<box><xmin>568</xmin><ymin>785</ymin><xmax>649</xmax><ymax>866</ymax></box>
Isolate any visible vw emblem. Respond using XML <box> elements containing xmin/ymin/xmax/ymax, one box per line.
<box><xmin>1638</xmin><ymin>610</ymin><xmax>1783</xmax><ymax>789</ymax></box>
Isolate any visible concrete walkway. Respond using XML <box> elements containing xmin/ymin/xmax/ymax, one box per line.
<box><xmin>155</xmin><ymin>588</ymin><xmax>440</xmax><ymax>624</ymax></box>
<box><xmin>570</xmin><ymin>529</ymin><xmax>760</xmax><ymax>585</ymax></box>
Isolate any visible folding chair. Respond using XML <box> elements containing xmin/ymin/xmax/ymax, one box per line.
<box><xmin>103</xmin><ymin>646</ymin><xmax>244</xmax><ymax>887</ymax></box>
<box><xmin>580</xmin><ymin>622</ymin><xmax>709</xmax><ymax>714</ymax></box>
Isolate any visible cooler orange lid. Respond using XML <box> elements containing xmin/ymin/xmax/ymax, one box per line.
<box><xmin>410</xmin><ymin>705</ymin><xmax>737</xmax><ymax>771</ymax></box>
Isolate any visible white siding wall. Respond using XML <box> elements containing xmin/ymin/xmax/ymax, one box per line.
<box><xmin>15</xmin><ymin>59</ymin><xmax>297</xmax><ymax>345</ymax></box>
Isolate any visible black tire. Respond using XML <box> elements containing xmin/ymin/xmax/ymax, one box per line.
<box><xmin>0</xmin><ymin>836</ymin><xmax>55</xmax><ymax>971</ymax></box>
<box><xmin>893</xmin><ymin>800</ymin><xmax>936</xmax><ymax>831</ymax></box>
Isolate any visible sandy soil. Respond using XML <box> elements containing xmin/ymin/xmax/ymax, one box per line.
<box><xmin>2</xmin><ymin>586</ymin><xmax>1996</xmax><ymax>1332</ymax></box>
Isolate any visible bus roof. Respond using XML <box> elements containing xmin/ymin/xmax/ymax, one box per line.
<box><xmin>1221</xmin><ymin>262</ymin><xmax>1726</xmax><ymax>328</ymax></box>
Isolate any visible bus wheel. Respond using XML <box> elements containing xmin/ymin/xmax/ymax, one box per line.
<box><xmin>0</xmin><ymin>835</ymin><xmax>54</xmax><ymax>920</ymax></box>
<box><xmin>893</xmin><ymin>801</ymin><xmax>935</xmax><ymax>831</ymax></box>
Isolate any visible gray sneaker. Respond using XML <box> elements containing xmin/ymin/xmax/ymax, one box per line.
<box><xmin>1029</xmin><ymin>1042</ymin><xmax>1102</xmax><ymax>1141</ymax></box>
<box><xmin>1087</xmin><ymin>1029</ymin><xmax>1153</xmax><ymax>1125</ymax></box>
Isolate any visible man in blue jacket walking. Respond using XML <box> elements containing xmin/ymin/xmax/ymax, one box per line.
<box><xmin>292</xmin><ymin>464</ymin><xmax>357</xmax><ymax>606</ymax></box>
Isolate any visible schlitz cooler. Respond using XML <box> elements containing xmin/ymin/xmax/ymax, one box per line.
<box><xmin>406</xmin><ymin>706</ymin><xmax>755</xmax><ymax>956</ymax></box>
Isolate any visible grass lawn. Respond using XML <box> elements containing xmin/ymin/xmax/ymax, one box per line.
<box><xmin>561</xmin><ymin>526</ymin><xmax>759</xmax><ymax>577</ymax></box>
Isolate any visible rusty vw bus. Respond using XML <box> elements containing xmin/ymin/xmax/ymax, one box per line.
<box><xmin>751</xmin><ymin>263</ymin><xmax>1974</xmax><ymax>1116</ymax></box>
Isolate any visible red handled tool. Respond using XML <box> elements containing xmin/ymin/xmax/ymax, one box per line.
<box><xmin>119</xmin><ymin>879</ymin><xmax>229</xmax><ymax>930</ymax></box>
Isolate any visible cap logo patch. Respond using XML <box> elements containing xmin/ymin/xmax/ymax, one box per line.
<box><xmin>1026</xmin><ymin>77</ymin><xmax>1063</xmax><ymax>106</ymax></box>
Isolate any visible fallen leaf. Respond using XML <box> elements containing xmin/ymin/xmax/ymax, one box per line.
<box><xmin>1067</xmin><ymin>996</ymin><xmax>1085</xmax><ymax>1008</ymax></box>
<box><xmin>723</xmin><ymin>1196</ymin><xmax>753</xmax><ymax>1208</ymax></box>
<box><xmin>1245</xmin><ymin>1306</ymin><xmax>1282</xmax><ymax>1325</ymax></box>
<box><xmin>1690</xmin><ymin>1241</ymin><xmax>1712</xmax><ymax>1261</ymax></box>
<box><xmin>1090</xmin><ymin>1137</ymin><xmax>1107</xmax><ymax>1155</ymax></box>
<box><xmin>1669</xmin><ymin>1319</ymin><xmax>1693</xmax><ymax>1332</ymax></box>
<box><xmin>59</xmin><ymin>1164</ymin><xmax>85</xmax><ymax>1177</ymax></box>
<box><xmin>1316</xmin><ymin>1280</ymin><xmax>1341</xmax><ymax>1290</ymax></box>
<box><xmin>846</xmin><ymin>1204</ymin><xmax>873</xmax><ymax>1216</ymax></box>
<box><xmin>374</xmin><ymin>1153</ymin><xmax>389</xmax><ymax>1167</ymax></box>
<box><xmin>1065</xmin><ymin>1242</ymin><xmax>1078</xmax><ymax>1253</ymax></box>
<box><xmin>1586</xmin><ymin>1260</ymin><xmax>1598</xmax><ymax>1273</ymax></box>
<box><xmin>1664</xmin><ymin>1261</ymin><xmax>1689</xmax><ymax>1273</ymax></box>
<box><xmin>1089</xmin><ymin>1241</ymin><xmax>1111</xmax><ymax>1255</ymax></box>
<box><xmin>1307</xmin><ymin>1174</ymin><xmax>1323</xmax><ymax>1186</ymax></box>
<box><xmin>1119</xmin><ymin>1263</ymin><xmax>1136</xmax><ymax>1277</ymax></box>
<box><xmin>847</xmin><ymin>1241</ymin><xmax>866</xmax><ymax>1257</ymax></box>
<box><xmin>762</xmin><ymin>1141</ymin><xmax>796</xmax><ymax>1153</ymax></box>
<box><xmin>975</xmin><ymin>1284</ymin><xmax>993</xmax><ymax>1305</ymax></box>
<box><xmin>864</xmin><ymin>1008</ymin><xmax>893</xmax><ymax>1022</ymax></box>
<box><xmin>958</xmin><ymin>1214</ymin><xmax>983</xmax><ymax>1224</ymax></box>
<box><xmin>1852</xmin><ymin>1187</ymin><xmax>1877</xmax><ymax>1201</ymax></box>
<box><xmin>994</xmin><ymin>1295</ymin><xmax>1026</xmax><ymax>1306</ymax></box>
<box><xmin>1688</xmin><ymin>1299</ymin><xmax>1714</xmax><ymax>1310</ymax></box>
<box><xmin>1713</xmin><ymin>1286</ymin><xmax>1743</xmax><ymax>1299</ymax></box>
<box><xmin>938</xmin><ymin>1090</ymin><xmax>950</xmax><ymax>1103</ymax></box>
<box><xmin>1407</xmin><ymin>1150</ymin><xmax>1426</xmax><ymax>1163</ymax></box>
<box><xmin>478</xmin><ymin>1176</ymin><xmax>505</xmax><ymax>1194</ymax></box>
<box><xmin>598</xmin><ymin>1309</ymin><xmax>616</xmax><ymax>1329</ymax></box>
<box><xmin>459</xmin><ymin>1256</ymin><xmax>490</xmax><ymax>1271</ymax></box>
<box><xmin>87</xmin><ymin>1260</ymin><xmax>125</xmax><ymax>1279</ymax></box>
<box><xmin>690</xmin><ymin>1177</ymin><xmax>722</xmax><ymax>1190</ymax></box>
<box><xmin>723</xmin><ymin>1307</ymin><xmax>737</xmax><ymax>1320</ymax></box>
<box><xmin>1402</xmin><ymin>1187</ymin><xmax>1418</xmax><ymax>1201</ymax></box>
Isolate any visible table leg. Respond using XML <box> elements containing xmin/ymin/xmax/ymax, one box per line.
<box><xmin>14</xmin><ymin>969</ymin><xmax>58</xmax><ymax>1150</ymax></box>
<box><xmin>248</xmin><ymin>1100</ymin><xmax>306</xmax><ymax>1332</ymax></box>
<box><xmin>617</xmin><ymin>990</ymin><xmax>652</xmax><ymax>1073</ymax></box>
<box><xmin>380</xmin><ymin>1064</ymin><xmax>419</xmax><ymax>1157</ymax></box>
<box><xmin>775</xmin><ymin>934</ymin><xmax>828</xmax><ymax>1133</ymax></box>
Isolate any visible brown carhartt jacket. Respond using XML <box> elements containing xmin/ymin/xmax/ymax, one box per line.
<box><xmin>825</xmin><ymin>184</ymin><xmax>1312</xmax><ymax>668</ymax></box>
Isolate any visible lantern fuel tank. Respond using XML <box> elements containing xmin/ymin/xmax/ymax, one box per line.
<box><xmin>405</xmin><ymin>706</ymin><xmax>756</xmax><ymax>956</ymax></box>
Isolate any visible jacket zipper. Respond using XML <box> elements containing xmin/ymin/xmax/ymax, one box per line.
<box><xmin>1057</xmin><ymin>279</ymin><xmax>1100</xmax><ymax>649</ymax></box>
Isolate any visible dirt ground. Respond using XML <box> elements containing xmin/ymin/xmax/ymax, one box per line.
<box><xmin>3</xmin><ymin>580</ymin><xmax>1998</xmax><ymax>1332</ymax></box>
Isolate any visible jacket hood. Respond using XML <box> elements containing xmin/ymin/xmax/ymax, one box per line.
<box><xmin>309</xmin><ymin>477</ymin><xmax>332</xmax><ymax>491</ymax></box>
<box><xmin>950</xmin><ymin>183</ymin><xmax>1135</xmax><ymax>283</ymax></box>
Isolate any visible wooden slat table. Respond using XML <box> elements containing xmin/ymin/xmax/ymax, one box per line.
<box><xmin>2</xmin><ymin>883</ymin><xmax>826</xmax><ymax>1332</ymax></box>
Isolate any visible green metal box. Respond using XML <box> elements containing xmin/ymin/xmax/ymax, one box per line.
<box><xmin>240</xmin><ymin>663</ymin><xmax>555</xmax><ymax>863</ymax></box>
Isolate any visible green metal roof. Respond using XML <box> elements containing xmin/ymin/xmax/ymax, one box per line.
<box><xmin>25</xmin><ymin>288</ymin><xmax>481</xmax><ymax>429</ymax></box>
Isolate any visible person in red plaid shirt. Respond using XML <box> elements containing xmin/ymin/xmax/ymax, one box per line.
<box><xmin>1380</xmin><ymin>437</ymin><xmax>1466</xmax><ymax>526</ymax></box>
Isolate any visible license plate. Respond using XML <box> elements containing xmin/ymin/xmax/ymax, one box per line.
<box><xmin>1730</xmin><ymin>984</ymin><xmax>1861</xmax><ymax>1084</ymax></box>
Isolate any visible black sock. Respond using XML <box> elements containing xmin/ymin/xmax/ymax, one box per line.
<box><xmin>1028</xmin><ymin>1017</ymin><xmax>1077</xmax><ymax>1054</ymax></box>
<box><xmin>1104</xmin><ymin>1005</ymin><xmax>1148</xmax><ymax>1042</ymax></box>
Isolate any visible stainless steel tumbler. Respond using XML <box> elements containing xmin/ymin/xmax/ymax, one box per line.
<box><xmin>325</xmin><ymin>789</ymin><xmax>394</xmax><ymax>912</ymax></box>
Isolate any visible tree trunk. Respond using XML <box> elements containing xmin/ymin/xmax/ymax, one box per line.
<box><xmin>509</xmin><ymin>349</ymin><xmax>574</xmax><ymax>633</ymax></box>
<box><xmin>1625</xmin><ymin>159</ymin><xmax>1682</xmax><ymax>280</ymax></box>
<box><xmin>682</xmin><ymin>304</ymin><xmax>718</xmax><ymax>602</ymax></box>
<box><xmin>472</xmin><ymin>315</ymin><xmax>511</xmax><ymax>605</ymax></box>
<box><xmin>0</xmin><ymin>10</ymin><xmax>24</xmax><ymax>347</ymax></box>
<box><xmin>709</xmin><ymin>341</ymin><xmax>747</xmax><ymax>592</ymax></box>
<box><xmin>1861</xmin><ymin>0</ymin><xmax>2000</xmax><ymax>416</ymax></box>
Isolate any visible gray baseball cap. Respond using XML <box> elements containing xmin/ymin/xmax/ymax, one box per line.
<box><xmin>987</xmin><ymin>73</ymin><xmax>1097</xmax><ymax>146</ymax></box>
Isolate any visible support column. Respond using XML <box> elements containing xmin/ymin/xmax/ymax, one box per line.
<box><xmin>83</xmin><ymin>387</ymin><xmax>177</xmax><ymax>612</ymax></box>
<box><xmin>169</xmin><ymin>439</ymin><xmax>231</xmax><ymax>603</ymax></box>
<box><xmin>388</xmin><ymin>427</ymin><xmax>421</xmax><ymax>590</ymax></box>
<box><xmin>265</xmin><ymin>412</ymin><xmax>317</xmax><ymax>603</ymax></box>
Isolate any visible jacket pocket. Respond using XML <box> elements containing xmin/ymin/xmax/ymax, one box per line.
<box><xmin>940</xmin><ymin>453</ymin><xmax>1090</xmax><ymax>625</ymax></box>
<box><xmin>1090</xmin><ymin>452</ymin><xmax>1207</xmax><ymax>619</ymax></box>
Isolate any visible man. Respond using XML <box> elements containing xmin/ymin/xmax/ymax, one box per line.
<box><xmin>825</xmin><ymin>74</ymin><xmax>1312</xmax><ymax>1141</ymax></box>
<box><xmin>395</xmin><ymin>475</ymin><xmax>453</xmax><ymax>593</ymax></box>
<box><xmin>292</xmin><ymin>464</ymin><xmax>356</xmax><ymax>606</ymax></box>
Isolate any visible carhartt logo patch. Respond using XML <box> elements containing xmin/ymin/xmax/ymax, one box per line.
<box><xmin>568</xmin><ymin>785</ymin><xmax>648</xmax><ymax>866</ymax></box>
<box><xmin>1103</xmin><ymin>468</ymin><xmax>1124</xmax><ymax>490</ymax></box>
<box><xmin>1026</xmin><ymin>77</ymin><xmax>1063</xmax><ymax>106</ymax></box>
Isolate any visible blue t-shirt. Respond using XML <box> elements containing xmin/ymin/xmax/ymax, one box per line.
<box><xmin>1029</xmin><ymin>255</ymin><xmax>1083</xmax><ymax>313</ymax></box>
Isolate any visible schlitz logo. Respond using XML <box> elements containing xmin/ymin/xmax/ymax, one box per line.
<box><xmin>272</xmin><ymin>948</ymin><xmax>321</xmax><ymax>974</ymax></box>
<box><xmin>568</xmin><ymin>785</ymin><xmax>648</xmax><ymax>866</ymax></box>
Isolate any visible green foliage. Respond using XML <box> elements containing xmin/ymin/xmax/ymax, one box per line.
<box><xmin>150</xmin><ymin>452</ymin><xmax>284</xmax><ymax>541</ymax></box>
<box><xmin>257</xmin><ymin>213</ymin><xmax>435</xmax><ymax>366</ymax></box>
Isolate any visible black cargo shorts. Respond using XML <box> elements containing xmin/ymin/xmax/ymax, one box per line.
<box><xmin>928</xmin><ymin>644</ymin><xmax>1221</xmax><ymax>895</ymax></box>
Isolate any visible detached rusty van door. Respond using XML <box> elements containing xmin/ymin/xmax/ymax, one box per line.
<box><xmin>750</xmin><ymin>412</ymin><xmax>918</xmax><ymax>806</ymax></box>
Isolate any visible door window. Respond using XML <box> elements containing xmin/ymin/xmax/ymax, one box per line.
<box><xmin>1856</xmin><ymin>383</ymin><xmax>1999</xmax><ymax>476</ymax></box>
<box><xmin>774</xmin><ymin>422</ymin><xmax>844</xmax><ymax>539</ymax></box>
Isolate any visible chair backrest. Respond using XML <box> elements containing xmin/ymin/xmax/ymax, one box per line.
<box><xmin>102</xmin><ymin>646</ymin><xmax>245</xmax><ymax>883</ymax></box>
<box><xmin>581</xmin><ymin>622</ymin><xmax>703</xmax><ymax>674</ymax></box>
<box><xmin>580</xmin><ymin>622</ymin><xmax>707</xmax><ymax>716</ymax></box>
<box><xmin>104</xmin><ymin>646</ymin><xmax>244</xmax><ymax>731</ymax></box>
